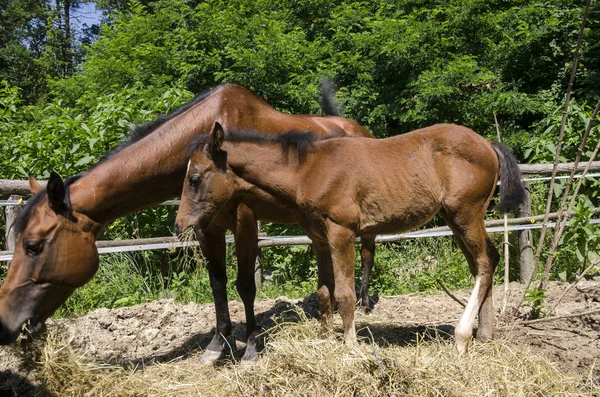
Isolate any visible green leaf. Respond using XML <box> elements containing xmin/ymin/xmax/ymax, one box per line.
<box><xmin>75</xmin><ymin>156</ymin><xmax>94</xmax><ymax>167</ymax></box>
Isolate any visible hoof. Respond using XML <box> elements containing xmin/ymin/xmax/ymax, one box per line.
<box><xmin>453</xmin><ymin>339</ymin><xmax>470</xmax><ymax>357</ymax></box>
<box><xmin>241</xmin><ymin>354</ymin><xmax>259</xmax><ymax>365</ymax></box>
<box><xmin>355</xmin><ymin>305</ymin><xmax>371</xmax><ymax>315</ymax></box>
<box><xmin>241</xmin><ymin>344</ymin><xmax>259</xmax><ymax>363</ymax></box>
<box><xmin>475</xmin><ymin>325</ymin><xmax>494</xmax><ymax>342</ymax></box>
<box><xmin>199</xmin><ymin>348</ymin><xmax>225</xmax><ymax>364</ymax></box>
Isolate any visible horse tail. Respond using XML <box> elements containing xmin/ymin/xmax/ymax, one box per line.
<box><xmin>320</xmin><ymin>78</ymin><xmax>342</xmax><ymax>117</ymax></box>
<box><xmin>490</xmin><ymin>141</ymin><xmax>526</xmax><ymax>214</ymax></box>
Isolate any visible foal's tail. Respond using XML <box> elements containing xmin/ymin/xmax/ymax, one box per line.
<box><xmin>490</xmin><ymin>141</ymin><xmax>526</xmax><ymax>213</ymax></box>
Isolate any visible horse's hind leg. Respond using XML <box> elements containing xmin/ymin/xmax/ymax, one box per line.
<box><xmin>313</xmin><ymin>241</ymin><xmax>335</xmax><ymax>335</ymax></box>
<box><xmin>233</xmin><ymin>203</ymin><xmax>259</xmax><ymax>362</ymax></box>
<box><xmin>359</xmin><ymin>235</ymin><xmax>376</xmax><ymax>310</ymax></box>
<box><xmin>325</xmin><ymin>220</ymin><xmax>357</xmax><ymax>345</ymax></box>
<box><xmin>198</xmin><ymin>226</ymin><xmax>231</xmax><ymax>364</ymax></box>
<box><xmin>441</xmin><ymin>209</ymin><xmax>499</xmax><ymax>354</ymax></box>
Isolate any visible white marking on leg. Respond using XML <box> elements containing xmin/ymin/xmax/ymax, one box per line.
<box><xmin>345</xmin><ymin>318</ymin><xmax>357</xmax><ymax>346</ymax></box>
<box><xmin>455</xmin><ymin>277</ymin><xmax>481</xmax><ymax>352</ymax></box>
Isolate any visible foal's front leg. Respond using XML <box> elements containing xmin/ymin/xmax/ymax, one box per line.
<box><xmin>325</xmin><ymin>220</ymin><xmax>357</xmax><ymax>345</ymax></box>
<box><xmin>197</xmin><ymin>227</ymin><xmax>231</xmax><ymax>364</ymax></box>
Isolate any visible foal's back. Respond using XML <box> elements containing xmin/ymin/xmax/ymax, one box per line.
<box><xmin>299</xmin><ymin>124</ymin><xmax>499</xmax><ymax>234</ymax></box>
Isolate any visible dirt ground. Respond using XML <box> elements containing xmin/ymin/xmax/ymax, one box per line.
<box><xmin>1</xmin><ymin>281</ymin><xmax>599</xmax><ymax>395</ymax></box>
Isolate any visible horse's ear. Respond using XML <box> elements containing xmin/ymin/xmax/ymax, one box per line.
<box><xmin>209</xmin><ymin>121</ymin><xmax>225</xmax><ymax>154</ymax></box>
<box><xmin>46</xmin><ymin>171</ymin><xmax>66</xmax><ymax>214</ymax></box>
<box><xmin>28</xmin><ymin>174</ymin><xmax>43</xmax><ymax>194</ymax></box>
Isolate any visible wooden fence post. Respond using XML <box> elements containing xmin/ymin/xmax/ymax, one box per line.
<box><xmin>518</xmin><ymin>182</ymin><xmax>535</xmax><ymax>284</ymax></box>
<box><xmin>255</xmin><ymin>221</ymin><xmax>262</xmax><ymax>290</ymax></box>
<box><xmin>4</xmin><ymin>195</ymin><xmax>23</xmax><ymax>251</ymax></box>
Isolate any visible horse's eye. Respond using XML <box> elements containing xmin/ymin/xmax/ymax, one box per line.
<box><xmin>25</xmin><ymin>241</ymin><xmax>44</xmax><ymax>256</ymax></box>
<box><xmin>189</xmin><ymin>175</ymin><xmax>201</xmax><ymax>186</ymax></box>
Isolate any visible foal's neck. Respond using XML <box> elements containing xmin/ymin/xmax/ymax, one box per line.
<box><xmin>226</xmin><ymin>141</ymin><xmax>306</xmax><ymax>204</ymax></box>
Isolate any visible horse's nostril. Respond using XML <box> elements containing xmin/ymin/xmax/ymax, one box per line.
<box><xmin>174</xmin><ymin>223</ymin><xmax>182</xmax><ymax>236</ymax></box>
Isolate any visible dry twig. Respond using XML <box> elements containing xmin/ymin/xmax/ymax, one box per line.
<box><xmin>547</xmin><ymin>260</ymin><xmax>600</xmax><ymax>316</ymax></box>
<box><xmin>435</xmin><ymin>279</ymin><xmax>466</xmax><ymax>308</ymax></box>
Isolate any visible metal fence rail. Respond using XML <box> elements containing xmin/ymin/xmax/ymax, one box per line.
<box><xmin>1</xmin><ymin>163</ymin><xmax>599</xmax><ymax>263</ymax></box>
<box><xmin>1</xmin><ymin>218</ymin><xmax>598</xmax><ymax>262</ymax></box>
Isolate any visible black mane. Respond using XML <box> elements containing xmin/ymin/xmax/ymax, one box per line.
<box><xmin>11</xmin><ymin>85</ymin><xmax>222</xmax><ymax>237</ymax></box>
<box><xmin>189</xmin><ymin>130</ymin><xmax>344</xmax><ymax>164</ymax></box>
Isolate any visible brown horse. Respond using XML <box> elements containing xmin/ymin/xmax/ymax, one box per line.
<box><xmin>0</xmin><ymin>83</ymin><xmax>375</xmax><ymax>363</ymax></box>
<box><xmin>175</xmin><ymin>122</ymin><xmax>526</xmax><ymax>354</ymax></box>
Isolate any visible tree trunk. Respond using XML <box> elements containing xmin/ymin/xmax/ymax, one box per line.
<box><xmin>63</xmin><ymin>0</ymin><xmax>72</xmax><ymax>74</ymax></box>
<box><xmin>519</xmin><ymin>182</ymin><xmax>535</xmax><ymax>284</ymax></box>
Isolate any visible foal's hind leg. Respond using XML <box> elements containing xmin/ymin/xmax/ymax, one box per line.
<box><xmin>359</xmin><ymin>235</ymin><xmax>376</xmax><ymax>310</ymax></box>
<box><xmin>441</xmin><ymin>210</ymin><xmax>499</xmax><ymax>354</ymax></box>
<box><xmin>233</xmin><ymin>203</ymin><xmax>260</xmax><ymax>362</ymax></box>
<box><xmin>198</xmin><ymin>227</ymin><xmax>231</xmax><ymax>364</ymax></box>
<box><xmin>450</xmin><ymin>232</ymin><xmax>495</xmax><ymax>342</ymax></box>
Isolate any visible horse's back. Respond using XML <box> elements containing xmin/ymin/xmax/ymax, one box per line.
<box><xmin>212</xmin><ymin>83</ymin><xmax>374</xmax><ymax>138</ymax></box>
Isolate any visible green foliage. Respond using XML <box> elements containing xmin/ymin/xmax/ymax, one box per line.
<box><xmin>524</xmin><ymin>100</ymin><xmax>600</xmax><ymax>166</ymax></box>
<box><xmin>1</xmin><ymin>0</ymin><xmax>599</xmax><ymax>315</ymax></box>
<box><xmin>523</xmin><ymin>100</ymin><xmax>600</xmax><ymax>281</ymax></box>
<box><xmin>56</xmin><ymin>243</ymin><xmax>239</xmax><ymax>316</ymax></box>
<box><xmin>0</xmin><ymin>82</ymin><xmax>192</xmax><ymax>179</ymax></box>
<box><xmin>524</xmin><ymin>287</ymin><xmax>547</xmax><ymax>316</ymax></box>
<box><xmin>557</xmin><ymin>197</ymin><xmax>600</xmax><ymax>279</ymax></box>
<box><xmin>369</xmin><ymin>238</ymin><xmax>472</xmax><ymax>295</ymax></box>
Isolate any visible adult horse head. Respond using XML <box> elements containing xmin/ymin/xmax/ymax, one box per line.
<box><xmin>0</xmin><ymin>173</ymin><xmax>101</xmax><ymax>344</ymax></box>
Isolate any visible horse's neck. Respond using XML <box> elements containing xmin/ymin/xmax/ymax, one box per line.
<box><xmin>227</xmin><ymin>142</ymin><xmax>304</xmax><ymax>205</ymax></box>
<box><xmin>69</xmin><ymin>106</ymin><xmax>217</xmax><ymax>226</ymax></box>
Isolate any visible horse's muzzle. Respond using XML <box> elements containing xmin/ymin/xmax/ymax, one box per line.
<box><xmin>0</xmin><ymin>318</ymin><xmax>18</xmax><ymax>345</ymax></box>
<box><xmin>174</xmin><ymin>223</ymin><xmax>184</xmax><ymax>236</ymax></box>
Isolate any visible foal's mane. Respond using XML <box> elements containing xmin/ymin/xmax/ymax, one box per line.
<box><xmin>190</xmin><ymin>130</ymin><xmax>344</xmax><ymax>164</ymax></box>
<box><xmin>13</xmin><ymin>85</ymin><xmax>223</xmax><ymax>236</ymax></box>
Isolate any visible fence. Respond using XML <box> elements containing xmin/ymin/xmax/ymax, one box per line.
<box><xmin>1</xmin><ymin>161</ymin><xmax>600</xmax><ymax>283</ymax></box>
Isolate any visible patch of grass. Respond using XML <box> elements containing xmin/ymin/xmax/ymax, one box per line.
<box><xmin>55</xmin><ymin>233</ymin><xmax>479</xmax><ymax>317</ymax></box>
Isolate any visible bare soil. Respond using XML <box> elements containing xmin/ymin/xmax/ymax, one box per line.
<box><xmin>1</xmin><ymin>281</ymin><xmax>599</xmax><ymax>395</ymax></box>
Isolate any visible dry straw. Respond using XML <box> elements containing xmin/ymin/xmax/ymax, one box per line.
<box><xmin>32</xmin><ymin>310</ymin><xmax>599</xmax><ymax>397</ymax></box>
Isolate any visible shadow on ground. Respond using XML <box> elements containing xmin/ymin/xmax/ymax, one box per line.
<box><xmin>101</xmin><ymin>293</ymin><xmax>456</xmax><ymax>367</ymax></box>
<box><xmin>0</xmin><ymin>370</ymin><xmax>52</xmax><ymax>397</ymax></box>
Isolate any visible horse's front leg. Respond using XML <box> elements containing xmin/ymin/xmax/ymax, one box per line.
<box><xmin>313</xmin><ymin>241</ymin><xmax>335</xmax><ymax>335</ymax></box>
<box><xmin>233</xmin><ymin>203</ymin><xmax>260</xmax><ymax>362</ymax></box>
<box><xmin>325</xmin><ymin>220</ymin><xmax>357</xmax><ymax>345</ymax></box>
<box><xmin>197</xmin><ymin>227</ymin><xmax>231</xmax><ymax>364</ymax></box>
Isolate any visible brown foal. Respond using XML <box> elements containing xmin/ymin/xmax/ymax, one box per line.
<box><xmin>0</xmin><ymin>84</ymin><xmax>375</xmax><ymax>363</ymax></box>
<box><xmin>176</xmin><ymin>122</ymin><xmax>526</xmax><ymax>354</ymax></box>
